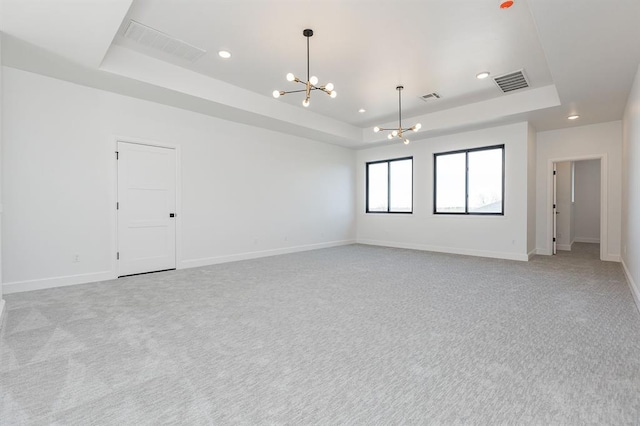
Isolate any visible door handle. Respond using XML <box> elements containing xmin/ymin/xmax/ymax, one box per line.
<box><xmin>169</xmin><ymin>213</ymin><xmax>176</xmax><ymax>218</ymax></box>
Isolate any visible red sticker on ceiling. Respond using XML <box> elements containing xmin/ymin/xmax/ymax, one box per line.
<box><xmin>500</xmin><ymin>1</ymin><xmax>514</xmax><ymax>8</ymax></box>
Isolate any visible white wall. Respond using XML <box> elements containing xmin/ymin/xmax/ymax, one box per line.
<box><xmin>622</xmin><ymin>64</ymin><xmax>640</xmax><ymax>307</ymax></box>
<box><xmin>527</xmin><ymin>123</ymin><xmax>537</xmax><ymax>255</ymax></box>
<box><xmin>356</xmin><ymin>122</ymin><xmax>533</xmax><ymax>261</ymax></box>
<box><xmin>569</xmin><ymin>163</ymin><xmax>576</xmax><ymax>246</ymax></box>
<box><xmin>1</xmin><ymin>67</ymin><xmax>356</xmax><ymax>293</ymax></box>
<box><xmin>574</xmin><ymin>159</ymin><xmax>601</xmax><ymax>243</ymax></box>
<box><xmin>0</xmin><ymin>34</ymin><xmax>4</xmax><ymax>318</ymax></box>
<box><xmin>536</xmin><ymin>121</ymin><xmax>622</xmax><ymax>261</ymax></box>
<box><xmin>555</xmin><ymin>161</ymin><xmax>572</xmax><ymax>250</ymax></box>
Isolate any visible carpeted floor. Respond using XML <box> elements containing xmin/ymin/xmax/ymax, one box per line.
<box><xmin>1</xmin><ymin>243</ymin><xmax>639</xmax><ymax>424</ymax></box>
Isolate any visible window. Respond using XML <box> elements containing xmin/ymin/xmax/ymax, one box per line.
<box><xmin>434</xmin><ymin>145</ymin><xmax>504</xmax><ymax>215</ymax></box>
<box><xmin>366</xmin><ymin>157</ymin><xmax>413</xmax><ymax>213</ymax></box>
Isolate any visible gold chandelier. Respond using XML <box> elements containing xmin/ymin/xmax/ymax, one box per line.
<box><xmin>273</xmin><ymin>29</ymin><xmax>336</xmax><ymax>107</ymax></box>
<box><xmin>374</xmin><ymin>86</ymin><xmax>421</xmax><ymax>144</ymax></box>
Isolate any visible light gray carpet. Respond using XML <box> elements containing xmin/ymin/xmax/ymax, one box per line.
<box><xmin>1</xmin><ymin>243</ymin><xmax>639</xmax><ymax>424</ymax></box>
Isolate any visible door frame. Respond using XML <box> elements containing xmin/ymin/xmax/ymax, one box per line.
<box><xmin>553</xmin><ymin>162</ymin><xmax>557</xmax><ymax>255</ymax></box>
<box><xmin>546</xmin><ymin>154</ymin><xmax>607</xmax><ymax>261</ymax></box>
<box><xmin>111</xmin><ymin>136</ymin><xmax>182</xmax><ymax>277</ymax></box>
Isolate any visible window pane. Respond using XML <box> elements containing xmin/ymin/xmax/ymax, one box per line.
<box><xmin>435</xmin><ymin>153</ymin><xmax>466</xmax><ymax>213</ymax></box>
<box><xmin>367</xmin><ymin>162</ymin><xmax>388</xmax><ymax>212</ymax></box>
<box><xmin>468</xmin><ymin>148</ymin><xmax>503</xmax><ymax>213</ymax></box>
<box><xmin>389</xmin><ymin>159</ymin><xmax>412</xmax><ymax>212</ymax></box>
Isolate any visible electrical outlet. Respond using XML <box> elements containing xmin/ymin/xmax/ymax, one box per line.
<box><xmin>73</xmin><ymin>254</ymin><xmax>80</xmax><ymax>263</ymax></box>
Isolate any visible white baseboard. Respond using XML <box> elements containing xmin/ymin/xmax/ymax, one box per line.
<box><xmin>179</xmin><ymin>239</ymin><xmax>356</xmax><ymax>269</ymax></box>
<box><xmin>622</xmin><ymin>259</ymin><xmax>640</xmax><ymax>314</ymax></box>
<box><xmin>557</xmin><ymin>244</ymin><xmax>572</xmax><ymax>251</ymax></box>
<box><xmin>3</xmin><ymin>271</ymin><xmax>115</xmax><ymax>294</ymax></box>
<box><xmin>357</xmin><ymin>239</ymin><xmax>530</xmax><ymax>261</ymax></box>
<box><xmin>602</xmin><ymin>254</ymin><xmax>621</xmax><ymax>262</ymax></box>
<box><xmin>534</xmin><ymin>247</ymin><xmax>619</xmax><ymax>262</ymax></box>
<box><xmin>527</xmin><ymin>249</ymin><xmax>537</xmax><ymax>261</ymax></box>
<box><xmin>574</xmin><ymin>237</ymin><xmax>600</xmax><ymax>244</ymax></box>
<box><xmin>2</xmin><ymin>241</ymin><xmax>356</xmax><ymax>294</ymax></box>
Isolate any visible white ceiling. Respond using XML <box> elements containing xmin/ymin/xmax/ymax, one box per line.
<box><xmin>1</xmin><ymin>0</ymin><xmax>639</xmax><ymax>148</ymax></box>
<box><xmin>114</xmin><ymin>0</ymin><xmax>555</xmax><ymax>126</ymax></box>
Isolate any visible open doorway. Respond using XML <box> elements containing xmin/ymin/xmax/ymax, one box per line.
<box><xmin>551</xmin><ymin>157</ymin><xmax>605</xmax><ymax>260</ymax></box>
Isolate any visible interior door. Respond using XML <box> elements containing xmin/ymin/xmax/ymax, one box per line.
<box><xmin>552</xmin><ymin>163</ymin><xmax>557</xmax><ymax>255</ymax></box>
<box><xmin>117</xmin><ymin>142</ymin><xmax>176</xmax><ymax>276</ymax></box>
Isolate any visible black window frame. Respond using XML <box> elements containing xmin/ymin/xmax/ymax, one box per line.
<box><xmin>366</xmin><ymin>156</ymin><xmax>413</xmax><ymax>214</ymax></box>
<box><xmin>433</xmin><ymin>144</ymin><xmax>505</xmax><ymax>215</ymax></box>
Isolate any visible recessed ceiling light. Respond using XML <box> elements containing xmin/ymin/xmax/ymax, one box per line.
<box><xmin>567</xmin><ymin>114</ymin><xmax>580</xmax><ymax>120</ymax></box>
<box><xmin>218</xmin><ymin>50</ymin><xmax>231</xmax><ymax>59</ymax></box>
<box><xmin>359</xmin><ymin>108</ymin><xmax>366</xmax><ymax>113</ymax></box>
<box><xmin>476</xmin><ymin>71</ymin><xmax>490</xmax><ymax>79</ymax></box>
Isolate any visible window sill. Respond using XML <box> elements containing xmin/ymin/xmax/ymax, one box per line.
<box><xmin>432</xmin><ymin>213</ymin><xmax>506</xmax><ymax>219</ymax></box>
<box><xmin>365</xmin><ymin>211</ymin><xmax>413</xmax><ymax>215</ymax></box>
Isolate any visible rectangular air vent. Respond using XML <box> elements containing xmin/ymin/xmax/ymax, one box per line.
<box><xmin>493</xmin><ymin>70</ymin><xmax>529</xmax><ymax>93</ymax></box>
<box><xmin>124</xmin><ymin>20</ymin><xmax>206</xmax><ymax>62</ymax></box>
<box><xmin>420</xmin><ymin>92</ymin><xmax>441</xmax><ymax>101</ymax></box>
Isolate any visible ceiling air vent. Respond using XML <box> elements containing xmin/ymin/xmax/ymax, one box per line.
<box><xmin>123</xmin><ymin>20</ymin><xmax>206</xmax><ymax>62</ymax></box>
<box><xmin>420</xmin><ymin>92</ymin><xmax>441</xmax><ymax>102</ymax></box>
<box><xmin>493</xmin><ymin>70</ymin><xmax>529</xmax><ymax>93</ymax></box>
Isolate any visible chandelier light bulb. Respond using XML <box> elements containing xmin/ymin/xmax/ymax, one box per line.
<box><xmin>286</xmin><ymin>73</ymin><xmax>295</xmax><ymax>82</ymax></box>
<box><xmin>325</xmin><ymin>83</ymin><xmax>334</xmax><ymax>91</ymax></box>
<box><xmin>387</xmin><ymin>134</ymin><xmax>393</xmax><ymax>140</ymax></box>
<box><xmin>392</xmin><ymin>130</ymin><xmax>398</xmax><ymax>137</ymax></box>
<box><xmin>310</xmin><ymin>76</ymin><xmax>318</xmax><ymax>85</ymax></box>
<box><xmin>302</xmin><ymin>98</ymin><xmax>310</xmax><ymax>107</ymax></box>
<box><xmin>404</xmin><ymin>139</ymin><xmax>410</xmax><ymax>145</ymax></box>
<box><xmin>330</xmin><ymin>91</ymin><xmax>337</xmax><ymax>98</ymax></box>
<box><xmin>373</xmin><ymin>126</ymin><xmax>381</xmax><ymax>133</ymax></box>
<box><xmin>272</xmin><ymin>90</ymin><xmax>281</xmax><ymax>98</ymax></box>
<box><xmin>413</xmin><ymin>123</ymin><xmax>422</xmax><ymax>131</ymax></box>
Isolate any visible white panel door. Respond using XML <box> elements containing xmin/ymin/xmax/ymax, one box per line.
<box><xmin>117</xmin><ymin>142</ymin><xmax>176</xmax><ymax>276</ymax></box>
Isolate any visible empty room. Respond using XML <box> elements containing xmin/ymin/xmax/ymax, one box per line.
<box><xmin>1</xmin><ymin>0</ymin><xmax>640</xmax><ymax>423</ymax></box>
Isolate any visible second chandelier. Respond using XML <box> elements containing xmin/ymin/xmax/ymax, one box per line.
<box><xmin>374</xmin><ymin>86</ymin><xmax>421</xmax><ymax>145</ymax></box>
<box><xmin>272</xmin><ymin>29</ymin><xmax>336</xmax><ymax>107</ymax></box>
